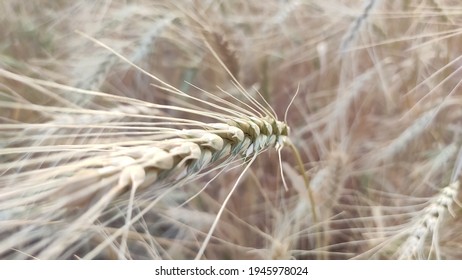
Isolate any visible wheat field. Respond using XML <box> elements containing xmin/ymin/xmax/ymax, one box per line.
<box><xmin>0</xmin><ymin>0</ymin><xmax>461</xmax><ymax>260</ymax></box>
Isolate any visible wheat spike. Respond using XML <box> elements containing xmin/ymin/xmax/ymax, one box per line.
<box><xmin>397</xmin><ymin>181</ymin><xmax>461</xmax><ymax>259</ymax></box>
<box><xmin>0</xmin><ymin>36</ymin><xmax>290</xmax><ymax>258</ymax></box>
<box><xmin>340</xmin><ymin>0</ymin><xmax>378</xmax><ymax>52</ymax></box>
<box><xmin>377</xmin><ymin>107</ymin><xmax>439</xmax><ymax>162</ymax></box>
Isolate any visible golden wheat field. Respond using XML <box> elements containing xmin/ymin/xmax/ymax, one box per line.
<box><xmin>0</xmin><ymin>0</ymin><xmax>461</xmax><ymax>260</ymax></box>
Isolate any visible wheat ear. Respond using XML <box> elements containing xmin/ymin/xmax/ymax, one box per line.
<box><xmin>0</xmin><ymin>34</ymin><xmax>291</xmax><ymax>258</ymax></box>
<box><xmin>340</xmin><ymin>0</ymin><xmax>378</xmax><ymax>52</ymax></box>
<box><xmin>397</xmin><ymin>180</ymin><xmax>461</xmax><ymax>259</ymax></box>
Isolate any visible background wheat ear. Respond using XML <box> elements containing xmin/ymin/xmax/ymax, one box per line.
<box><xmin>395</xmin><ymin>180</ymin><xmax>461</xmax><ymax>260</ymax></box>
